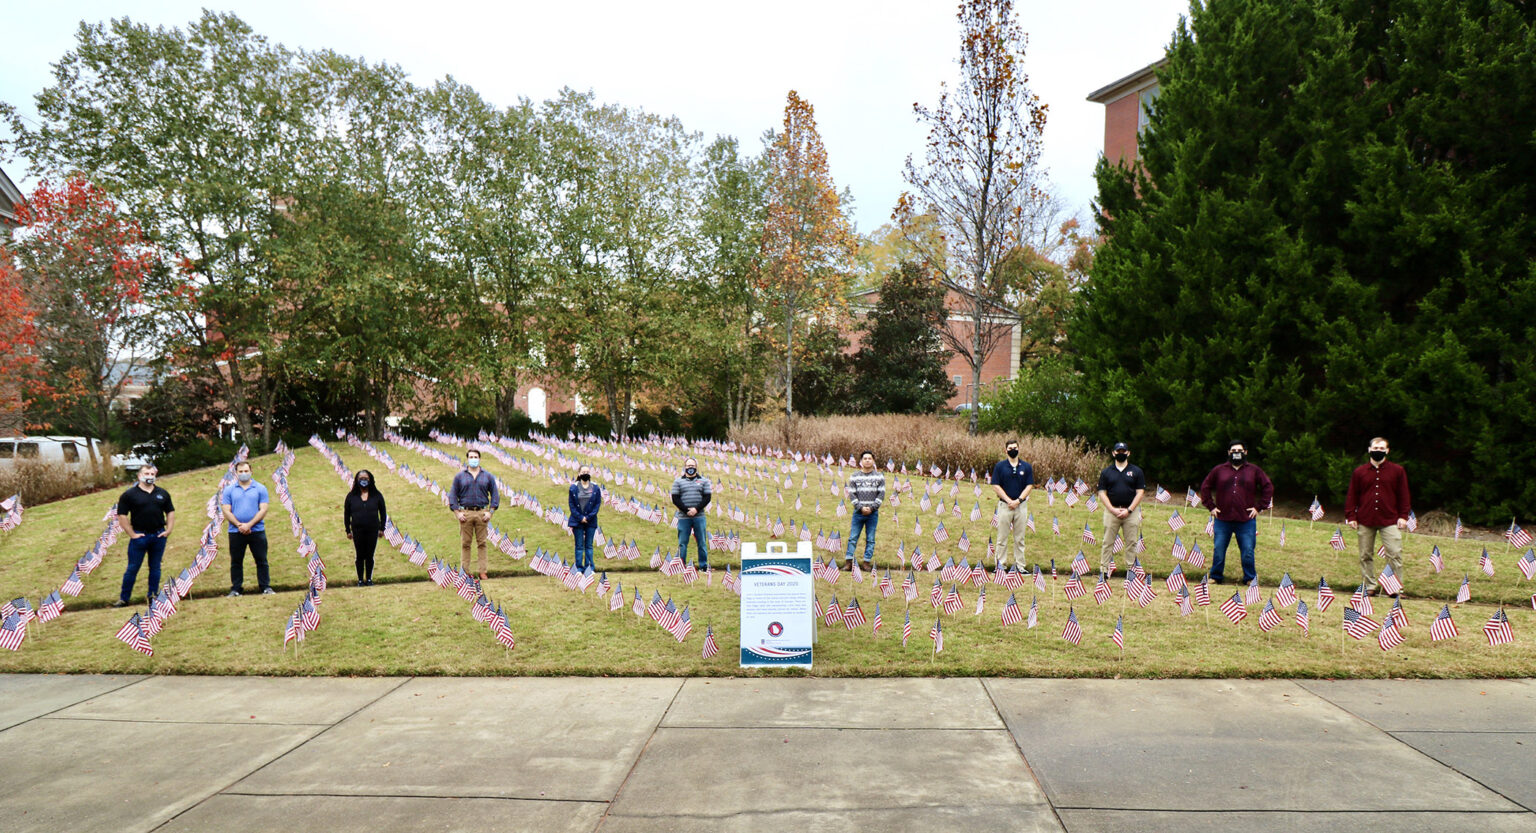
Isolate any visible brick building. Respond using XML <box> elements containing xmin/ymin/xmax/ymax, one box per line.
<box><xmin>847</xmin><ymin>282</ymin><xmax>1021</xmax><ymax>410</ymax></box>
<box><xmin>1086</xmin><ymin>59</ymin><xmax>1165</xmax><ymax>168</ymax></box>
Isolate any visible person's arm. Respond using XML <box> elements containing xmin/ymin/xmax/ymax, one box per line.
<box><xmin>1396</xmin><ymin>467</ymin><xmax>1411</xmax><ymax>527</ymax></box>
<box><xmin>590</xmin><ymin>486</ymin><xmax>602</xmax><ymax>522</ymax></box>
<box><xmin>1127</xmin><ymin>468</ymin><xmax>1146</xmax><ymax>513</ymax></box>
<box><xmin>1343</xmin><ymin>468</ymin><xmax>1360</xmax><ymax>526</ymax></box>
<box><xmin>697</xmin><ymin>479</ymin><xmax>712</xmax><ymax>511</ymax></box>
<box><xmin>1199</xmin><ymin>468</ymin><xmax>1218</xmax><ymax>514</ymax></box>
<box><xmin>845</xmin><ymin>476</ymin><xmax>857</xmax><ymax>505</ymax></box>
<box><xmin>117</xmin><ymin>513</ymin><xmax>138</xmax><ymax>539</ymax></box>
<box><xmin>221</xmin><ymin>488</ymin><xmax>240</xmax><ymax>527</ymax></box>
<box><xmin>1019</xmin><ymin>465</ymin><xmax>1033</xmax><ymax>503</ymax></box>
<box><xmin>376</xmin><ymin>493</ymin><xmax>387</xmax><ymax>532</ymax></box>
<box><xmin>163</xmin><ymin>510</ymin><xmax>175</xmax><ymax>537</ymax></box>
<box><xmin>671</xmin><ymin>480</ymin><xmax>686</xmax><ymax>512</ymax></box>
<box><xmin>252</xmin><ymin>500</ymin><xmax>269</xmax><ymax>526</ymax></box>
<box><xmin>872</xmin><ymin>475</ymin><xmax>885</xmax><ymax>511</ymax></box>
<box><xmin>448</xmin><ymin>473</ymin><xmax>463</xmax><ymax>511</ymax></box>
<box><xmin>569</xmin><ymin>485</ymin><xmax>580</xmax><ymax>520</ymax></box>
<box><xmin>1256</xmin><ymin>468</ymin><xmax>1275</xmax><ymax>513</ymax></box>
<box><xmin>487</xmin><ymin>475</ymin><xmax>499</xmax><ymax>511</ymax></box>
<box><xmin>344</xmin><ymin>495</ymin><xmax>354</xmax><ymax>536</ymax></box>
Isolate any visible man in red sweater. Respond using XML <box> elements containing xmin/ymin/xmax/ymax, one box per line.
<box><xmin>1344</xmin><ymin>437</ymin><xmax>1412</xmax><ymax>597</ymax></box>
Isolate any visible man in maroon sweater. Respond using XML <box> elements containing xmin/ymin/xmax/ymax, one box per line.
<box><xmin>1344</xmin><ymin>437</ymin><xmax>1411</xmax><ymax>596</ymax></box>
<box><xmin>1199</xmin><ymin>441</ymin><xmax>1274</xmax><ymax>584</ymax></box>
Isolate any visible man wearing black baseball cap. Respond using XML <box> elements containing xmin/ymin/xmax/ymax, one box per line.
<box><xmin>1095</xmin><ymin>442</ymin><xmax>1145</xmax><ymax>572</ymax></box>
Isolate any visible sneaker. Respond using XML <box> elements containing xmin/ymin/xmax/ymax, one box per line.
<box><xmin>260</xmin><ymin>587</ymin><xmax>276</xmax><ymax>595</ymax></box>
<box><xmin>365</xmin><ymin>580</ymin><xmax>373</xmax><ymax>587</ymax></box>
<box><xmin>111</xmin><ymin>599</ymin><xmax>129</xmax><ymax>608</ymax></box>
<box><xmin>226</xmin><ymin>590</ymin><xmax>242</xmax><ymax>598</ymax></box>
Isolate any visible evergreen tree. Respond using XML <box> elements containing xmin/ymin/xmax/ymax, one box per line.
<box><xmin>1072</xmin><ymin>0</ymin><xmax>1536</xmax><ymax>523</ymax></box>
<box><xmin>852</xmin><ymin>262</ymin><xmax>956</xmax><ymax>414</ymax></box>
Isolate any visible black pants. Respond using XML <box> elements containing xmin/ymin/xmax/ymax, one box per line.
<box><xmin>353</xmin><ymin>526</ymin><xmax>379</xmax><ymax>582</ymax></box>
<box><xmin>230</xmin><ymin>530</ymin><xmax>270</xmax><ymax>592</ymax></box>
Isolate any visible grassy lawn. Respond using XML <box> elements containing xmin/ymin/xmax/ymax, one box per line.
<box><xmin>0</xmin><ymin>436</ymin><xmax>1531</xmax><ymax>678</ymax></box>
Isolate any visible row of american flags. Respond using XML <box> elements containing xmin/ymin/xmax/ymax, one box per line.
<box><xmin>271</xmin><ymin>446</ymin><xmax>331</xmax><ymax>649</ymax></box>
<box><xmin>112</xmin><ymin>447</ymin><xmax>250</xmax><ymax>656</ymax></box>
<box><xmin>0</xmin><ymin>499</ymin><xmax>121</xmax><ymax>651</ymax></box>
<box><xmin>0</xmin><ymin>493</ymin><xmax>21</xmax><ymax>532</ymax></box>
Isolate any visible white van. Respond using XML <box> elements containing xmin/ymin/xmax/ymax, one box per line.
<box><xmin>0</xmin><ymin>436</ymin><xmax>125</xmax><ymax>476</ymax></box>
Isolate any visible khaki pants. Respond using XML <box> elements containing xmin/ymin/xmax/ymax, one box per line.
<box><xmin>459</xmin><ymin>510</ymin><xmax>490</xmax><ymax>575</ymax></box>
<box><xmin>1101</xmin><ymin>506</ymin><xmax>1142</xmax><ymax>571</ymax></box>
<box><xmin>995</xmin><ymin>499</ymin><xmax>1028</xmax><ymax>567</ymax></box>
<box><xmin>1358</xmin><ymin>524</ymin><xmax>1403</xmax><ymax>593</ymax></box>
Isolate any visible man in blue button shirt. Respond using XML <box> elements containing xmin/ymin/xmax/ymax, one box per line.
<box><xmin>222</xmin><ymin>460</ymin><xmax>272</xmax><ymax>597</ymax></box>
<box><xmin>450</xmin><ymin>448</ymin><xmax>499</xmax><ymax>580</ymax></box>
<box><xmin>990</xmin><ymin>439</ymin><xmax>1034</xmax><ymax>568</ymax></box>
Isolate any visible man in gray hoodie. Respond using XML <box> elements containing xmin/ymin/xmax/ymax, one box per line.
<box><xmin>671</xmin><ymin>457</ymin><xmax>712</xmax><ymax>569</ymax></box>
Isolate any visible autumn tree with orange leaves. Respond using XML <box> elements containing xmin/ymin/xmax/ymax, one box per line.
<box><xmin>0</xmin><ymin>252</ymin><xmax>41</xmax><ymax>436</ymax></box>
<box><xmin>898</xmin><ymin>0</ymin><xmax>1052</xmax><ymax>434</ymax></box>
<box><xmin>6</xmin><ymin>177</ymin><xmax>160</xmax><ymax>457</ymax></box>
<box><xmin>758</xmin><ymin>90</ymin><xmax>856</xmax><ymax>418</ymax></box>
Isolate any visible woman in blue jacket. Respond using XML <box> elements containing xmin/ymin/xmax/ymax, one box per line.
<box><xmin>568</xmin><ymin>464</ymin><xmax>602</xmax><ymax>572</ymax></box>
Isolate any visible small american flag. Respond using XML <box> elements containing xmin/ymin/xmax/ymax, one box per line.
<box><xmin>1480</xmin><ymin>548</ymin><xmax>1495</xmax><ymax>577</ymax></box>
<box><xmin>1378</xmin><ymin>564</ymin><xmax>1403</xmax><ymax>596</ymax></box>
<box><xmin>702</xmin><ymin>625</ymin><xmax>719</xmax><ymax>658</ymax></box>
<box><xmin>1454</xmin><ymin>516</ymin><xmax>1464</xmax><ymax>539</ymax></box>
<box><xmin>1105</xmin><ymin>552</ymin><xmax>1116</xmax><ymax>574</ymax></box>
<box><xmin>1519</xmin><ymin>549</ymin><xmax>1536</xmax><ymax>581</ymax></box>
<box><xmin>115</xmin><ymin>613</ymin><xmax>153</xmax><ymax>655</ymax></box>
<box><xmin>957</xmin><ymin>531</ymin><xmax>970</xmax><ymax>553</ymax></box>
<box><xmin>283</xmin><ymin>613</ymin><xmax>302</xmax><ymax>647</ymax></box>
<box><xmin>1165</xmin><ymin>564</ymin><xmax>1187</xmax><ymax>595</ymax></box>
<box><xmin>1258</xmin><ymin>599</ymin><xmax>1282</xmax><ymax>632</ymax></box>
<box><xmin>1027</xmin><ymin>596</ymin><xmax>1039</xmax><ymax>628</ymax></box>
<box><xmin>1155</xmin><ymin>484</ymin><xmax>1171</xmax><ymax>503</ymax></box>
<box><xmin>974</xmin><ymin>586</ymin><xmax>987</xmax><ymax>615</ymax></box>
<box><xmin>1377</xmin><ymin>617</ymin><xmax>1404</xmax><ymax>651</ymax></box>
<box><xmin>37</xmin><ymin>591</ymin><xmax>64</xmax><ymax>624</ymax></box>
<box><xmin>1026</xmin><ymin>513</ymin><xmax>1036</xmax><ymax>532</ymax></box>
<box><xmin>1093</xmin><ymin>572</ymin><xmax>1112</xmax><ymax>605</ymax></box>
<box><xmin>1278</xmin><ymin>522</ymin><xmax>1286</xmax><ymax>548</ymax></box>
<box><xmin>1456</xmin><ymin>574</ymin><xmax>1471</xmax><ymax>604</ymax></box>
<box><xmin>824</xmin><ymin>595</ymin><xmax>843</xmax><ymax>626</ymax></box>
<box><xmin>1001</xmin><ymin>594</ymin><xmax>1023</xmax><ymax>626</ymax></box>
<box><xmin>1033</xmin><ymin>565</ymin><xmax>1046</xmax><ymax>592</ymax></box>
<box><xmin>929</xmin><ymin>577</ymin><xmax>944</xmax><ymax>607</ymax></box>
<box><xmin>929</xmin><ymin>617</ymin><xmax>943</xmax><ymax>653</ymax></box>
<box><xmin>878</xmin><ymin>569</ymin><xmax>894</xmax><ymax>597</ymax></box>
<box><xmin>1134</xmin><ymin>535</ymin><xmax>1146</xmax><ymax>554</ymax></box>
<box><xmin>1086</xmin><ymin>495</ymin><xmax>1099</xmax><ymax>512</ymax></box>
<box><xmin>1064</xmin><ymin>491</ymin><xmax>1079</xmax><ymax>509</ymax></box>
<box><xmin>1061</xmin><ymin>607</ymin><xmax>1082</xmax><ymax>645</ymax></box>
<box><xmin>845</xmin><ymin>598</ymin><xmax>867</xmax><ymax>629</ymax></box>
<box><xmin>493</xmin><ymin>607</ymin><xmax>515</xmax><ymax>648</ymax></box>
<box><xmin>902</xmin><ymin>572</ymin><xmax>917</xmax><ymax>602</ymax></box>
<box><xmin>670</xmin><ymin>605</ymin><xmax>693</xmax><ymax>641</ymax></box>
<box><xmin>1343</xmin><ymin>607</ymin><xmax>1379</xmax><ymax>640</ymax></box>
<box><xmin>1186</xmin><ymin>486</ymin><xmax>1199</xmax><ymax>507</ymax></box>
<box><xmin>1295</xmin><ymin>600</ymin><xmax>1310</xmax><ymax>635</ymax></box>
<box><xmin>1064</xmin><ymin>573</ymin><xmax>1086</xmax><ymax>600</ymax></box>
<box><xmin>933</xmin><ymin>521</ymin><xmax>949</xmax><ymax>544</ymax></box>
<box><xmin>61</xmin><ymin>570</ymin><xmax>84</xmax><ymax>597</ymax></box>
<box><xmin>1309</xmin><ymin>497</ymin><xmax>1324</xmax><ymax>521</ymax></box>
<box><xmin>1317</xmin><ymin>577</ymin><xmax>1335</xmax><ymax>612</ymax></box>
<box><xmin>1245</xmin><ymin>579</ymin><xmax>1262</xmax><ymax>607</ymax></box>
<box><xmin>1406</xmin><ymin>511</ymin><xmax>1418</xmax><ymax>532</ymax></box>
<box><xmin>1429</xmin><ymin>605</ymin><xmax>1458</xmax><ymax>641</ymax></box>
<box><xmin>1110</xmin><ymin>616</ymin><xmax>1124</xmax><ymax>649</ymax></box>
<box><xmin>1194</xmin><ymin>576</ymin><xmax>1211</xmax><ymax>607</ymax></box>
<box><xmin>1220</xmin><ymin>592</ymin><xmax>1247</xmax><ymax>625</ymax></box>
<box><xmin>1186</xmin><ymin>543</ymin><xmax>1206</xmax><ymax>569</ymax></box>
<box><xmin>1171</xmin><ymin>536</ymin><xmax>1186</xmax><ymax>561</ymax></box>
<box><xmin>1168</xmin><ymin>511</ymin><xmax>1186</xmax><ymax>532</ymax></box>
<box><xmin>1177</xmin><ymin>586</ymin><xmax>1193</xmax><ymax>616</ymax></box>
<box><xmin>1389</xmin><ymin>597</ymin><xmax>1409</xmax><ymax>630</ymax></box>
<box><xmin>610</xmin><ymin>583</ymin><xmax>626</xmax><ymax>612</ymax></box>
<box><xmin>1349</xmin><ymin>585</ymin><xmax>1374</xmax><ymax>616</ymax></box>
<box><xmin>632</xmin><ymin>588</ymin><xmax>646</xmax><ymax>618</ymax></box>
<box><xmin>1051</xmin><ymin>516</ymin><xmax>1060</xmax><ymax>535</ymax></box>
<box><xmin>1275</xmin><ymin>573</ymin><xmax>1297</xmax><ymax>608</ymax></box>
<box><xmin>1508</xmin><ymin>521</ymin><xmax>1533</xmax><ymax>549</ymax></box>
<box><xmin>1483</xmin><ymin>608</ymin><xmax>1513</xmax><ymax>646</ymax></box>
<box><xmin>1429</xmin><ymin>546</ymin><xmax>1445</xmax><ymax>573</ymax></box>
<box><xmin>1329</xmin><ymin>528</ymin><xmax>1346</xmax><ymax>551</ymax></box>
<box><xmin>1071</xmin><ymin>550</ymin><xmax>1089</xmax><ymax>576</ymax></box>
<box><xmin>871</xmin><ymin>603</ymin><xmax>883</xmax><ymax>635</ymax></box>
<box><xmin>0</xmin><ymin>614</ymin><xmax>25</xmax><ymax>651</ymax></box>
<box><xmin>943</xmin><ymin>585</ymin><xmax>964</xmax><ymax>615</ymax></box>
<box><xmin>902</xmin><ymin>610</ymin><xmax>912</xmax><ymax>646</ymax></box>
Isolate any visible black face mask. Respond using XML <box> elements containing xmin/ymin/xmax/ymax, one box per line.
<box><xmin>1369</xmin><ymin>450</ymin><xmax>1387</xmax><ymax>462</ymax></box>
<box><xmin>358</xmin><ymin>479</ymin><xmax>370</xmax><ymax>488</ymax></box>
<box><xmin>1113</xmin><ymin>452</ymin><xmax>1129</xmax><ymax>463</ymax></box>
<box><xmin>685</xmin><ymin>467</ymin><xmax>697</xmax><ymax>476</ymax></box>
<box><xmin>1230</xmin><ymin>452</ymin><xmax>1245</xmax><ymax>464</ymax></box>
<box><xmin>578</xmin><ymin>474</ymin><xmax>591</xmax><ymax>482</ymax></box>
<box><xmin>1006</xmin><ymin>449</ymin><xmax>1018</xmax><ymax>459</ymax></box>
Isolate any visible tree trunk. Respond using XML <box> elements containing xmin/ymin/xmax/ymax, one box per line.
<box><xmin>221</xmin><ymin>356</ymin><xmax>256</xmax><ymax>447</ymax></box>
<box><xmin>260</xmin><ymin>373</ymin><xmax>276</xmax><ymax>453</ymax></box>
<box><xmin>970</xmin><ymin>294</ymin><xmax>983</xmax><ymax>436</ymax></box>
<box><xmin>494</xmin><ymin>381</ymin><xmax>518</xmax><ymax>435</ymax></box>
<box><xmin>784</xmin><ymin>307</ymin><xmax>795</xmax><ymax>418</ymax></box>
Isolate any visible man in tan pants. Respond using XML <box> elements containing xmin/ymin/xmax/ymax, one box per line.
<box><xmin>990</xmin><ymin>439</ymin><xmax>1034</xmax><ymax>568</ymax></box>
<box><xmin>1344</xmin><ymin>437</ymin><xmax>1411</xmax><ymax>596</ymax></box>
<box><xmin>1096</xmin><ymin>442</ymin><xmax>1146</xmax><ymax>572</ymax></box>
<box><xmin>449</xmin><ymin>448</ymin><xmax>499</xmax><ymax>580</ymax></box>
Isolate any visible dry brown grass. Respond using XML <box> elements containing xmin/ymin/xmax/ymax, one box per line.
<box><xmin>0</xmin><ymin>460</ymin><xmax>123</xmax><ymax>506</ymax></box>
<box><xmin>729</xmin><ymin>414</ymin><xmax>1103</xmax><ymax>483</ymax></box>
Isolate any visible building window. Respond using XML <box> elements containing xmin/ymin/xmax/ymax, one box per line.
<box><xmin>1137</xmin><ymin>85</ymin><xmax>1161</xmax><ymax>135</ymax></box>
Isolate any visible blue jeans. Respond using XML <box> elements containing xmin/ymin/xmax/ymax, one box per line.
<box><xmin>120</xmin><ymin>530</ymin><xmax>167</xmax><ymax>603</ymax></box>
<box><xmin>1211</xmin><ymin>518</ymin><xmax>1257</xmax><ymax>583</ymax></box>
<box><xmin>572</xmin><ymin>524</ymin><xmax>595</xmax><ymax>572</ymax></box>
<box><xmin>845</xmin><ymin>510</ymin><xmax>878</xmax><ymax>564</ymax></box>
<box><xmin>677</xmin><ymin>514</ymin><xmax>709</xmax><ymax>569</ymax></box>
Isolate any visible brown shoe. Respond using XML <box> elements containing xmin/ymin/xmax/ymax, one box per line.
<box><xmin>480</xmin><ymin>573</ymin><xmax>489</xmax><ymax>582</ymax></box>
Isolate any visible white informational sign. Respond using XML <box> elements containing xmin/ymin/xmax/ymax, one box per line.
<box><xmin>739</xmin><ymin>541</ymin><xmax>814</xmax><ymax>668</ymax></box>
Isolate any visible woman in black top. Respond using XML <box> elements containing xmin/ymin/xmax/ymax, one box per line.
<box><xmin>344</xmin><ymin>469</ymin><xmax>387</xmax><ymax>586</ymax></box>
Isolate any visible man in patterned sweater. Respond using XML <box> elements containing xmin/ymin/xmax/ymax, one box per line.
<box><xmin>845</xmin><ymin>450</ymin><xmax>886</xmax><ymax>570</ymax></box>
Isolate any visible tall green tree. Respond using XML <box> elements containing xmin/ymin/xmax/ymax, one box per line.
<box><xmin>851</xmin><ymin>262</ymin><xmax>955</xmax><ymax>414</ymax></box>
<box><xmin>1073</xmin><ymin>0</ymin><xmax>1536</xmax><ymax>522</ymax></box>
<box><xmin>3</xmin><ymin>11</ymin><xmax>315</xmax><ymax>447</ymax></box>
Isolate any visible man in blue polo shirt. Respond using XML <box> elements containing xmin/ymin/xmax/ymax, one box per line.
<box><xmin>990</xmin><ymin>439</ymin><xmax>1034</xmax><ymax>568</ymax></box>
<box><xmin>222</xmin><ymin>460</ymin><xmax>273</xmax><ymax>597</ymax></box>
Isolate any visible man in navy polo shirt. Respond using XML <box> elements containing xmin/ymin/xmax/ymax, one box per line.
<box><xmin>222</xmin><ymin>460</ymin><xmax>273</xmax><ymax>597</ymax></box>
<box><xmin>114</xmin><ymin>465</ymin><xmax>175</xmax><ymax>607</ymax></box>
<box><xmin>990</xmin><ymin>439</ymin><xmax>1034</xmax><ymax>568</ymax></box>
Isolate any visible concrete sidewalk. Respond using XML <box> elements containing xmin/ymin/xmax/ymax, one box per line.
<box><xmin>1</xmin><ymin>675</ymin><xmax>1533</xmax><ymax>833</ymax></box>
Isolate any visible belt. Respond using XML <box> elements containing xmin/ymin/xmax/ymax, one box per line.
<box><xmin>461</xmin><ymin>506</ymin><xmax>486</xmax><ymax>511</ymax></box>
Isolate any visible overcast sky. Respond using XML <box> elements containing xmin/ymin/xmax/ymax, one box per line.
<box><xmin>1</xmin><ymin>0</ymin><xmax>1189</xmax><ymax>233</ymax></box>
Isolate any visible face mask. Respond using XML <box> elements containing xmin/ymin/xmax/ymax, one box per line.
<box><xmin>238</xmin><ymin>472</ymin><xmax>252</xmax><ymax>483</ymax></box>
<box><xmin>1007</xmin><ymin>449</ymin><xmax>1018</xmax><ymax>459</ymax></box>
<box><xmin>1113</xmin><ymin>452</ymin><xmax>1129</xmax><ymax>463</ymax></box>
<box><xmin>359</xmin><ymin>479</ymin><xmax>370</xmax><ymax>488</ymax></box>
<box><xmin>467</xmin><ymin>458</ymin><xmax>480</xmax><ymax>469</ymax></box>
<box><xmin>141</xmin><ymin>475</ymin><xmax>155</xmax><ymax>486</ymax></box>
<box><xmin>1230</xmin><ymin>452</ymin><xmax>1245</xmax><ymax>464</ymax></box>
<box><xmin>1369</xmin><ymin>450</ymin><xmax>1387</xmax><ymax>462</ymax></box>
<box><xmin>685</xmin><ymin>467</ymin><xmax>697</xmax><ymax>476</ymax></box>
<box><xmin>578</xmin><ymin>474</ymin><xmax>590</xmax><ymax>482</ymax></box>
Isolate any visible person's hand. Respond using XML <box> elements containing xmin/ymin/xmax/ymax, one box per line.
<box><xmin>347</xmin><ymin>532</ymin><xmax>354</xmax><ymax>540</ymax></box>
<box><xmin>687</xmin><ymin>508</ymin><xmax>698</xmax><ymax>517</ymax></box>
<box><xmin>129</xmin><ymin>531</ymin><xmax>143</xmax><ymax>539</ymax></box>
<box><xmin>456</xmin><ymin>511</ymin><xmax>466</xmax><ymax>522</ymax></box>
<box><xmin>1210</xmin><ymin>508</ymin><xmax>1220</xmax><ymax>518</ymax></box>
<box><xmin>861</xmin><ymin>506</ymin><xmax>872</xmax><ymax>515</ymax></box>
<box><xmin>1246</xmin><ymin>508</ymin><xmax>1258</xmax><ymax>520</ymax></box>
<box><xmin>377</xmin><ymin>531</ymin><xmax>384</xmax><ymax>538</ymax></box>
<box><xmin>482</xmin><ymin>510</ymin><xmax>491</xmax><ymax>522</ymax></box>
<box><xmin>1396</xmin><ymin>518</ymin><xmax>1408</xmax><ymax>530</ymax></box>
<box><xmin>1346</xmin><ymin>520</ymin><xmax>1358</xmax><ymax>530</ymax></box>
